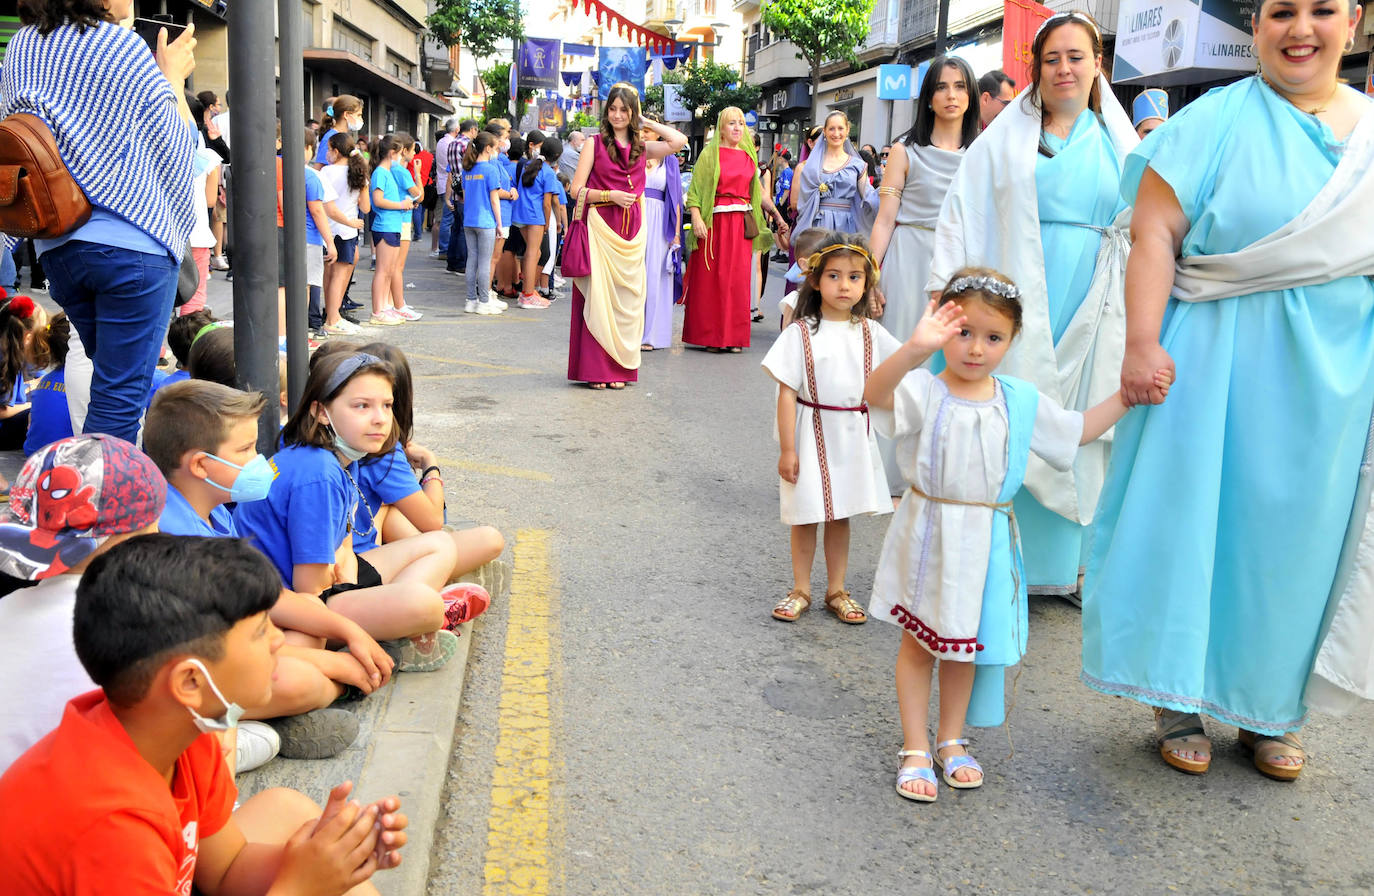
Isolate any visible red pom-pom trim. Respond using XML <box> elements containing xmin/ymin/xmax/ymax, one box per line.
<box><xmin>6</xmin><ymin>295</ymin><xmax>34</xmax><ymax>319</ymax></box>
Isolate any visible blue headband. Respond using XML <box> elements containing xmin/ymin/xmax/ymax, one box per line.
<box><xmin>325</xmin><ymin>352</ymin><xmax>384</xmax><ymax>396</ymax></box>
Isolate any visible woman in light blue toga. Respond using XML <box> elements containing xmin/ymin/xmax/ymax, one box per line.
<box><xmin>1084</xmin><ymin>0</ymin><xmax>1373</xmax><ymax>780</ymax></box>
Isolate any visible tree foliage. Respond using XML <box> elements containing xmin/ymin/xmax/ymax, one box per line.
<box><xmin>480</xmin><ymin>62</ymin><xmax>534</xmax><ymax>121</ymax></box>
<box><xmin>673</xmin><ymin>61</ymin><xmax>761</xmax><ymax>125</ymax></box>
<box><xmin>763</xmin><ymin>0</ymin><xmax>875</xmax><ymax>92</ymax></box>
<box><xmin>427</xmin><ymin>0</ymin><xmax>524</xmax><ymax>58</ymax></box>
<box><xmin>642</xmin><ymin>68</ymin><xmax>685</xmax><ymax>120</ymax></box>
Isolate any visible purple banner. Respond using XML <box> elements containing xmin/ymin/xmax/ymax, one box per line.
<box><xmin>517</xmin><ymin>38</ymin><xmax>562</xmax><ymax>91</ymax></box>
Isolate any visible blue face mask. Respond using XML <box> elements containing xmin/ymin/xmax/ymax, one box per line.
<box><xmin>323</xmin><ymin>410</ymin><xmax>371</xmax><ymax>464</ymax></box>
<box><xmin>203</xmin><ymin>453</ymin><xmax>275</xmax><ymax>504</ymax></box>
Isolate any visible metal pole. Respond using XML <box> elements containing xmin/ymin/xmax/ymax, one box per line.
<box><xmin>227</xmin><ymin>0</ymin><xmax>282</xmax><ymax>450</ymax></box>
<box><xmin>279</xmin><ymin>0</ymin><xmax>308</xmax><ymax>413</ymax></box>
<box><xmin>935</xmin><ymin>0</ymin><xmax>950</xmax><ymax>54</ymax></box>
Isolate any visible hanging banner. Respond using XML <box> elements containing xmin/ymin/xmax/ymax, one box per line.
<box><xmin>1002</xmin><ymin>0</ymin><xmax>1053</xmax><ymax>90</ymax></box>
<box><xmin>663</xmin><ymin>83</ymin><xmax>691</xmax><ymax>122</ymax></box>
<box><xmin>597</xmin><ymin>47</ymin><xmax>647</xmax><ymax>101</ymax></box>
<box><xmin>576</xmin><ymin>0</ymin><xmax>674</xmax><ymax>53</ymax></box>
<box><xmin>517</xmin><ymin>37</ymin><xmax>562</xmax><ymax>91</ymax></box>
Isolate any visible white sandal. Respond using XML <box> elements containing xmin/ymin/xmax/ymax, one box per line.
<box><xmin>895</xmin><ymin>749</ymin><xmax>938</xmax><ymax>803</ymax></box>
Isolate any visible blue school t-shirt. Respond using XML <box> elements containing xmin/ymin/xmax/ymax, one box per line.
<box><xmin>22</xmin><ymin>368</ymin><xmax>72</xmax><ymax>456</ymax></box>
<box><xmin>352</xmin><ymin>445</ymin><xmax>422</xmax><ymax>552</ymax></box>
<box><xmin>497</xmin><ymin>157</ymin><xmax>517</xmax><ymax>227</ymax></box>
<box><xmin>390</xmin><ymin>164</ymin><xmax>416</xmax><ymax>200</ymax></box>
<box><xmin>233</xmin><ymin>444</ymin><xmax>357</xmax><ymax>588</ymax></box>
<box><xmin>304</xmin><ymin>166</ymin><xmax>328</xmax><ymax>247</ymax></box>
<box><xmin>511</xmin><ymin>163</ymin><xmax>558</xmax><ymax>227</ymax></box>
<box><xmin>462</xmin><ymin>161</ymin><xmax>500</xmax><ymax>229</ymax></box>
<box><xmin>370</xmin><ymin>166</ymin><xmax>406</xmax><ymax>233</ymax></box>
<box><xmin>314</xmin><ymin>128</ymin><xmax>339</xmax><ymax>166</ymax></box>
<box><xmin>159</xmin><ymin>483</ymin><xmax>240</xmax><ymax>538</ymax></box>
<box><xmin>146</xmin><ymin>368</ymin><xmax>189</xmax><ymax>411</ymax></box>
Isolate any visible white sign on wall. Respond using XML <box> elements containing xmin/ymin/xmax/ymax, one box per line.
<box><xmin>1114</xmin><ymin>0</ymin><xmax>1256</xmax><ymax>86</ymax></box>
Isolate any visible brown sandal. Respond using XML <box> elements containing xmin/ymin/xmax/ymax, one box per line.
<box><xmin>825</xmin><ymin>589</ymin><xmax>866</xmax><ymax>624</ymax></box>
<box><xmin>1154</xmin><ymin>707</ymin><xmax>1210</xmax><ymax>774</ymax></box>
<box><xmin>772</xmin><ymin>588</ymin><xmax>810</xmax><ymax>622</ymax></box>
<box><xmin>1239</xmin><ymin>729</ymin><xmax>1304</xmax><ymax>781</ymax></box>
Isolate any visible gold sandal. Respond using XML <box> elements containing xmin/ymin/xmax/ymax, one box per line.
<box><xmin>772</xmin><ymin>588</ymin><xmax>810</xmax><ymax>622</ymax></box>
<box><xmin>1239</xmin><ymin>729</ymin><xmax>1305</xmax><ymax>782</ymax></box>
<box><xmin>825</xmin><ymin>589</ymin><xmax>866</xmax><ymax>625</ymax></box>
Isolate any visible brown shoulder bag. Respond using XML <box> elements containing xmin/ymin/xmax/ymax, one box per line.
<box><xmin>0</xmin><ymin>113</ymin><xmax>92</xmax><ymax>238</ymax></box>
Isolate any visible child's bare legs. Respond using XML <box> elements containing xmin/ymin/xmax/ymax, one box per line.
<box><xmin>371</xmin><ymin>241</ymin><xmax>398</xmax><ymax>314</ymax></box>
<box><xmin>895</xmin><ymin>633</ymin><xmax>937</xmax><ymax>798</ymax></box>
<box><xmin>448</xmin><ymin>525</ymin><xmax>504</xmax><ymax>579</ymax></box>
<box><xmin>322</xmin><ymin>583</ymin><xmax>444</xmax><ymax>640</ymax></box>
<box><xmin>823</xmin><ymin>518</ymin><xmax>850</xmax><ymax>595</ymax></box>
<box><xmin>490</xmin><ymin>236</ymin><xmax>505</xmax><ymax>287</ymax></box>
<box><xmin>934</xmin><ymin>659</ymin><xmax>982</xmax><ymax>785</ymax></box>
<box><xmin>390</xmin><ymin>239</ymin><xmax>411</xmax><ymax>310</ymax></box>
<box><xmin>790</xmin><ymin>523</ymin><xmax>817</xmax><ymax>594</ymax></box>
<box><xmin>232</xmin><ymin>788</ymin><xmax>382</xmax><ymax>896</ymax></box>
<box><xmin>520</xmin><ymin>224</ymin><xmax>544</xmax><ymax>295</ymax></box>
<box><xmin>364</xmin><ymin>530</ymin><xmax>457</xmax><ymax>590</ymax></box>
<box><xmin>244</xmin><ymin>652</ymin><xmax>343</xmax><ymax>718</ymax></box>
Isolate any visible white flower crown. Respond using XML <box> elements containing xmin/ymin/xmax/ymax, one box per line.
<box><xmin>945</xmin><ymin>275</ymin><xmax>1021</xmax><ymax>300</ymax></box>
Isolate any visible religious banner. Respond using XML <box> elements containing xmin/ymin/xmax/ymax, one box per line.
<box><xmin>538</xmin><ymin>96</ymin><xmax>566</xmax><ymax>131</ymax></box>
<box><xmin>597</xmin><ymin>47</ymin><xmax>647</xmax><ymax>101</ymax></box>
<box><xmin>1002</xmin><ymin>0</ymin><xmax>1053</xmax><ymax>89</ymax></box>
<box><xmin>517</xmin><ymin>37</ymin><xmax>562</xmax><ymax>91</ymax></box>
<box><xmin>663</xmin><ymin>83</ymin><xmax>691</xmax><ymax>123</ymax></box>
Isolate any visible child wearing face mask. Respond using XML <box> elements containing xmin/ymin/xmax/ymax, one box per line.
<box><xmin>233</xmin><ymin>351</ymin><xmax>462</xmax><ymax>673</ymax></box>
<box><xmin>312</xmin><ymin>93</ymin><xmax>364</xmax><ymax>169</ymax></box>
<box><xmin>146</xmin><ymin>380</ymin><xmax>397</xmax><ymax>761</ymax></box>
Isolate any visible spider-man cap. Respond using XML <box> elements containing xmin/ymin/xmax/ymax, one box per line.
<box><xmin>0</xmin><ymin>434</ymin><xmax>166</xmax><ymax>580</ymax></box>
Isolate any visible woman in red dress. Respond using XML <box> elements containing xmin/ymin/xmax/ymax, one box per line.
<box><xmin>566</xmin><ymin>84</ymin><xmax>688</xmax><ymax>389</ymax></box>
<box><xmin>682</xmin><ymin>107</ymin><xmax>789</xmax><ymax>352</ymax></box>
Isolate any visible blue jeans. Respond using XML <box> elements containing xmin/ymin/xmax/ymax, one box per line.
<box><xmin>438</xmin><ymin>201</ymin><xmax>454</xmax><ymax>253</ymax></box>
<box><xmin>446</xmin><ymin>198</ymin><xmax>467</xmax><ymax>272</ymax></box>
<box><xmin>42</xmin><ymin>241</ymin><xmax>177</xmax><ymax>443</ymax></box>
<box><xmin>0</xmin><ymin>242</ymin><xmax>14</xmax><ymax>290</ymax></box>
<box><xmin>464</xmin><ymin>227</ymin><xmax>496</xmax><ymax>304</ymax></box>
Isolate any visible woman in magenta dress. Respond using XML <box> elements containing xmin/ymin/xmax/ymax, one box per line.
<box><xmin>682</xmin><ymin>107</ymin><xmax>789</xmax><ymax>352</ymax></box>
<box><xmin>566</xmin><ymin>84</ymin><xmax>688</xmax><ymax>389</ymax></box>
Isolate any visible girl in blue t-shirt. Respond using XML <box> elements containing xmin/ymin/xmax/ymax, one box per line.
<box><xmin>233</xmin><ymin>351</ymin><xmax>463</xmax><ymax>670</ymax></box>
<box><xmin>23</xmin><ymin>311</ymin><xmax>73</xmax><ymax>456</ymax></box>
<box><xmin>461</xmin><ymin>132</ymin><xmax>506</xmax><ymax>314</ymax></box>
<box><xmin>512</xmin><ymin>137</ymin><xmax>563</xmax><ymax>308</ymax></box>
<box><xmin>386</xmin><ymin>133</ymin><xmax>423</xmax><ymax>323</ymax></box>
<box><xmin>494</xmin><ymin>135</ymin><xmax>525</xmax><ymax>299</ymax></box>
<box><xmin>0</xmin><ymin>294</ymin><xmax>44</xmax><ymax>453</ymax></box>
<box><xmin>368</xmin><ymin>135</ymin><xmax>415</xmax><ymax>327</ymax></box>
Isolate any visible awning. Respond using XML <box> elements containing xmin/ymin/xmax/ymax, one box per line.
<box><xmin>303</xmin><ymin>48</ymin><xmax>453</xmax><ymax>116</ymax></box>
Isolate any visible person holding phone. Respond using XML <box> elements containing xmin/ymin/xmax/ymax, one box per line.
<box><xmin>0</xmin><ymin>0</ymin><xmax>198</xmax><ymax>445</ymax></box>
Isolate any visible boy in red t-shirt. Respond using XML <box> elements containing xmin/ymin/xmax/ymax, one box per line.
<box><xmin>0</xmin><ymin>535</ymin><xmax>407</xmax><ymax>895</ymax></box>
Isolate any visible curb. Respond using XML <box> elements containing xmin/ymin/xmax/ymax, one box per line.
<box><xmin>238</xmin><ymin>557</ymin><xmax>511</xmax><ymax>896</ymax></box>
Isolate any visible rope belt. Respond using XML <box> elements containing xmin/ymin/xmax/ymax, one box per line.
<box><xmin>797</xmin><ymin>397</ymin><xmax>870</xmax><ymax>434</ymax></box>
<box><xmin>716</xmin><ymin>193</ymin><xmax>749</xmax><ymax>203</ymax></box>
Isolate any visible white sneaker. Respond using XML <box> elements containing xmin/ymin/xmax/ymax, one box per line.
<box><xmin>488</xmin><ymin>291</ymin><xmax>508</xmax><ymax>310</ymax></box>
<box><xmin>210</xmin><ymin>255</ymin><xmax>230</xmax><ymax>271</ymax></box>
<box><xmin>322</xmin><ymin>319</ymin><xmax>363</xmax><ymax>335</ymax></box>
<box><xmin>475</xmin><ymin>301</ymin><xmax>504</xmax><ymax>315</ymax></box>
<box><xmin>236</xmin><ymin>721</ymin><xmax>280</xmax><ymax>773</ymax></box>
<box><xmin>465</xmin><ymin>300</ymin><xmax>478</xmax><ymax>313</ymax></box>
<box><xmin>394</xmin><ymin>306</ymin><xmax>423</xmax><ymax>321</ymax></box>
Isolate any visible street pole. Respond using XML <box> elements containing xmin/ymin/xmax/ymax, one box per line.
<box><xmin>227</xmin><ymin>0</ymin><xmax>282</xmax><ymax>449</ymax></box>
<box><xmin>279</xmin><ymin>0</ymin><xmax>308</xmax><ymax>413</ymax></box>
<box><xmin>935</xmin><ymin>0</ymin><xmax>950</xmax><ymax>54</ymax></box>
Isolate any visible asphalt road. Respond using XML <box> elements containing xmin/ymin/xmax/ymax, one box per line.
<box><xmin>268</xmin><ymin>256</ymin><xmax>1374</xmax><ymax>896</ymax></box>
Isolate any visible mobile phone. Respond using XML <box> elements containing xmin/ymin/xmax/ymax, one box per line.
<box><xmin>133</xmin><ymin>15</ymin><xmax>187</xmax><ymax>53</ymax></box>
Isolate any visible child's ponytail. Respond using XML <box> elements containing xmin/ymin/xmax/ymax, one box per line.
<box><xmin>463</xmin><ymin>132</ymin><xmax>497</xmax><ymax>171</ymax></box>
<box><xmin>0</xmin><ymin>295</ymin><xmax>38</xmax><ymax>404</ymax></box>
<box><xmin>28</xmin><ymin>311</ymin><xmax>69</xmax><ymax>372</ymax></box>
<box><xmin>329</xmin><ymin>132</ymin><xmax>367</xmax><ymax>192</ymax></box>
<box><xmin>521</xmin><ymin>155</ymin><xmax>544</xmax><ymax>188</ymax></box>
<box><xmin>370</xmin><ymin>134</ymin><xmax>399</xmax><ymax>175</ymax></box>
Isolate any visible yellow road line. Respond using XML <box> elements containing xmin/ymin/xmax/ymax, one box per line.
<box><xmin>483</xmin><ymin>529</ymin><xmax>556</xmax><ymax>896</ymax></box>
<box><xmin>434</xmin><ymin>457</ymin><xmax>553</xmax><ymax>483</ymax></box>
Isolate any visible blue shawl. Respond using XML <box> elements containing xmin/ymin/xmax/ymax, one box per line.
<box><xmin>0</xmin><ymin>21</ymin><xmax>197</xmax><ymax>259</ymax></box>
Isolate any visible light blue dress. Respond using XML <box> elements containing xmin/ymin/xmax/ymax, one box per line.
<box><xmin>1082</xmin><ymin>78</ymin><xmax>1374</xmax><ymax>735</ymax></box>
<box><xmin>1014</xmin><ymin>109</ymin><xmax>1123</xmax><ymax>593</ymax></box>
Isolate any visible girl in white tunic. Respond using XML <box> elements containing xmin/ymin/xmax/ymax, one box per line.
<box><xmin>864</xmin><ymin>268</ymin><xmax>1169</xmax><ymax>802</ymax></box>
<box><xmin>762</xmin><ymin>235</ymin><xmax>900</xmax><ymax>626</ymax></box>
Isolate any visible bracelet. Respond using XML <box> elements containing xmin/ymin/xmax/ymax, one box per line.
<box><xmin>420</xmin><ymin>465</ymin><xmax>441</xmax><ymax>479</ymax></box>
<box><xmin>601</xmin><ymin>190</ymin><xmax>610</xmax><ymax>203</ymax></box>
<box><xmin>877</xmin><ymin>186</ymin><xmax>902</xmax><ymax>198</ymax></box>
<box><xmin>421</xmin><ymin>476</ymin><xmax>444</xmax><ymax>487</ymax></box>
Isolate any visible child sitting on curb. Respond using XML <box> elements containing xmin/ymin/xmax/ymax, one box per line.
<box><xmin>0</xmin><ymin>534</ymin><xmax>408</xmax><ymax>894</ymax></box>
<box><xmin>147</xmin><ymin>380</ymin><xmax>396</xmax><ymax>760</ymax></box>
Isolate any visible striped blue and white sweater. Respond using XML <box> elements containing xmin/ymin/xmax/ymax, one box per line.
<box><xmin>0</xmin><ymin>20</ymin><xmax>196</xmax><ymax>259</ymax></box>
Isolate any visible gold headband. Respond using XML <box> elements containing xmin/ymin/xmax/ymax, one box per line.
<box><xmin>807</xmin><ymin>243</ymin><xmax>876</xmax><ymax>274</ymax></box>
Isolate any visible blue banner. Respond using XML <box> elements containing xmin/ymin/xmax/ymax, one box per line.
<box><xmin>597</xmin><ymin>47</ymin><xmax>647</xmax><ymax>101</ymax></box>
<box><xmin>517</xmin><ymin>38</ymin><xmax>562</xmax><ymax>91</ymax></box>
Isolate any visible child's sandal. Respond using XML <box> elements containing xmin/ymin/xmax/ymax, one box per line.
<box><xmin>934</xmin><ymin>738</ymin><xmax>984</xmax><ymax>789</ymax></box>
<box><xmin>772</xmin><ymin>588</ymin><xmax>810</xmax><ymax>622</ymax></box>
<box><xmin>895</xmin><ymin>749</ymin><xmax>937</xmax><ymax>802</ymax></box>
<box><xmin>825</xmin><ymin>588</ymin><xmax>867</xmax><ymax>624</ymax></box>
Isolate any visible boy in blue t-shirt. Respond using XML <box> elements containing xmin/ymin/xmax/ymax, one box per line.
<box><xmin>145</xmin><ymin>379</ymin><xmax>395</xmax><ymax>758</ymax></box>
<box><xmin>303</xmin><ymin>131</ymin><xmax>340</xmax><ymax>334</ymax></box>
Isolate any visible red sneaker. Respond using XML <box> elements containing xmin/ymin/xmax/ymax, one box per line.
<box><xmin>441</xmin><ymin>582</ymin><xmax>491</xmax><ymax>630</ymax></box>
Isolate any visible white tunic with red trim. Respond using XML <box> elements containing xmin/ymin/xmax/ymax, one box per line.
<box><xmin>762</xmin><ymin>318</ymin><xmax>900</xmax><ymax>525</ymax></box>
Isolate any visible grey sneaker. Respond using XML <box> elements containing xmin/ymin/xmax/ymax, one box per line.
<box><xmin>383</xmin><ymin>630</ymin><xmax>459</xmax><ymax>673</ymax></box>
<box><xmin>267</xmin><ymin>707</ymin><xmax>360</xmax><ymax>759</ymax></box>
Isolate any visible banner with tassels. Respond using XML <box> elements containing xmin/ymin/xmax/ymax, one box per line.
<box><xmin>574</xmin><ymin>0</ymin><xmax>675</xmax><ymax>54</ymax></box>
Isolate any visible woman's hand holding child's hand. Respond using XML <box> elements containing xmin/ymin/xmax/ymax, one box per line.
<box><xmin>778</xmin><ymin>449</ymin><xmax>800</xmax><ymax>484</ymax></box>
<box><xmin>907</xmin><ymin>299</ymin><xmax>966</xmax><ymax>355</ymax></box>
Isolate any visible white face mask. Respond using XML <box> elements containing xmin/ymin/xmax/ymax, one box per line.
<box><xmin>184</xmin><ymin>658</ymin><xmax>244</xmax><ymax>734</ymax></box>
<box><xmin>324</xmin><ymin>409</ymin><xmax>370</xmax><ymax>463</ymax></box>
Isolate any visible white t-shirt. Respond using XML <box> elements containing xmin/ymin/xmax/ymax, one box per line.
<box><xmin>212</xmin><ymin>111</ymin><xmax>231</xmax><ymax>149</ymax></box>
<box><xmin>318</xmin><ymin>163</ymin><xmax>360</xmax><ymax>240</ymax></box>
<box><xmin>190</xmin><ymin>143</ymin><xmax>223</xmax><ymax>249</ymax></box>
<box><xmin>0</xmin><ymin>576</ymin><xmax>95</xmax><ymax>774</ymax></box>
